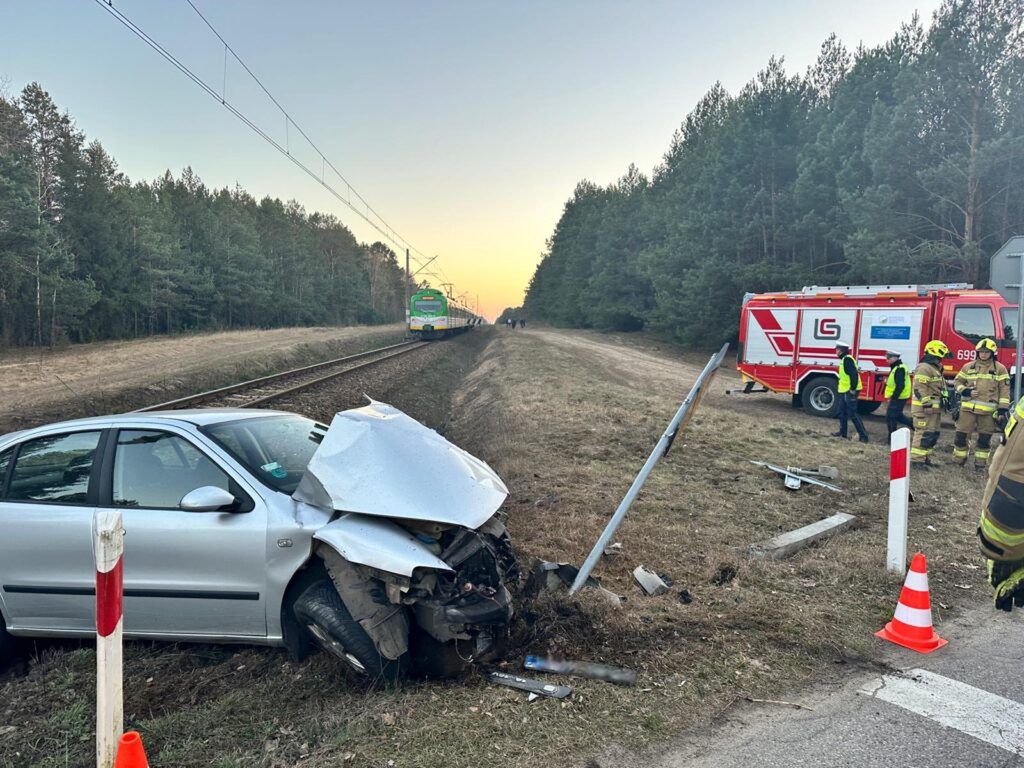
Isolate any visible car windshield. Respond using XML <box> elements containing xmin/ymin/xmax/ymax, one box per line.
<box><xmin>202</xmin><ymin>415</ymin><xmax>326</xmax><ymax>494</ymax></box>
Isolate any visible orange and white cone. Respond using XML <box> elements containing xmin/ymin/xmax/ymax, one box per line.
<box><xmin>113</xmin><ymin>731</ymin><xmax>149</xmax><ymax>768</ymax></box>
<box><xmin>875</xmin><ymin>552</ymin><xmax>947</xmax><ymax>654</ymax></box>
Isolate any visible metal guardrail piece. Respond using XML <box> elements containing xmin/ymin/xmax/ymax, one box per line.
<box><xmin>568</xmin><ymin>343</ymin><xmax>730</xmax><ymax>595</ymax></box>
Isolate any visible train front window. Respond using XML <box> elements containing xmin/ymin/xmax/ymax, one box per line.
<box><xmin>414</xmin><ymin>299</ymin><xmax>443</xmax><ymax>313</ymax></box>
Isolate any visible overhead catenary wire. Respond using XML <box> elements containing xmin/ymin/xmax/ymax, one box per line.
<box><xmin>91</xmin><ymin>0</ymin><xmax>450</xmax><ymax>286</ymax></box>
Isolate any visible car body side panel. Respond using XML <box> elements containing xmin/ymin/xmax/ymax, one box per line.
<box><xmin>0</xmin><ymin>503</ymin><xmax>97</xmax><ymax>632</ymax></box>
<box><xmin>314</xmin><ymin>514</ymin><xmax>453</xmax><ymax>577</ymax></box>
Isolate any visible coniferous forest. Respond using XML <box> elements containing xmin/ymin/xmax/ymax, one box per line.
<box><xmin>0</xmin><ymin>84</ymin><xmax>410</xmax><ymax>348</ymax></box>
<box><xmin>523</xmin><ymin>1</ymin><xmax>1024</xmax><ymax>347</ymax></box>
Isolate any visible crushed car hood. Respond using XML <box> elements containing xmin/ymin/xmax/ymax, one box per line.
<box><xmin>293</xmin><ymin>399</ymin><xmax>508</xmax><ymax>529</ymax></box>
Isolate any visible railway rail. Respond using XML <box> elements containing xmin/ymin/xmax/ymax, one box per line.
<box><xmin>134</xmin><ymin>340</ymin><xmax>429</xmax><ymax>412</ymax></box>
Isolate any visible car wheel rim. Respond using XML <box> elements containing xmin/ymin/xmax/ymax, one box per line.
<box><xmin>811</xmin><ymin>386</ymin><xmax>834</xmax><ymax>412</ymax></box>
<box><xmin>307</xmin><ymin>624</ymin><xmax>367</xmax><ymax>673</ymax></box>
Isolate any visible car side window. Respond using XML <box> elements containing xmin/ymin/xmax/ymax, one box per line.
<box><xmin>954</xmin><ymin>306</ymin><xmax>996</xmax><ymax>344</ymax></box>
<box><xmin>6</xmin><ymin>431</ymin><xmax>102</xmax><ymax>504</ymax></box>
<box><xmin>113</xmin><ymin>430</ymin><xmax>232</xmax><ymax>509</ymax></box>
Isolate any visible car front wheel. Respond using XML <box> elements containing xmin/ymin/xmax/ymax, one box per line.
<box><xmin>292</xmin><ymin>580</ymin><xmax>409</xmax><ymax>682</ymax></box>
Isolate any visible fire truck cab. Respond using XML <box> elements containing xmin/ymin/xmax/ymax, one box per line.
<box><xmin>737</xmin><ymin>284</ymin><xmax>1017</xmax><ymax>418</ymax></box>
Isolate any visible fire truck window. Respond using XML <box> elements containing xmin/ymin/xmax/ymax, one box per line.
<box><xmin>1001</xmin><ymin>307</ymin><xmax>1016</xmax><ymax>344</ymax></box>
<box><xmin>954</xmin><ymin>306</ymin><xmax>996</xmax><ymax>344</ymax></box>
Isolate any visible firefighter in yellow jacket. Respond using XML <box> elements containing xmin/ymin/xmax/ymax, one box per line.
<box><xmin>910</xmin><ymin>339</ymin><xmax>949</xmax><ymax>468</ymax></box>
<box><xmin>953</xmin><ymin>338</ymin><xmax>1011</xmax><ymax>468</ymax></box>
<box><xmin>979</xmin><ymin>396</ymin><xmax>1024</xmax><ymax>610</ymax></box>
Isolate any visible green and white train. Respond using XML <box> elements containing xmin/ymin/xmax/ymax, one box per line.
<box><xmin>408</xmin><ymin>288</ymin><xmax>480</xmax><ymax>339</ymax></box>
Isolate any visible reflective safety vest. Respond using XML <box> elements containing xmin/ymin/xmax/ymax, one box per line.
<box><xmin>885</xmin><ymin>362</ymin><xmax>912</xmax><ymax>400</ymax></box>
<box><xmin>837</xmin><ymin>354</ymin><xmax>862</xmax><ymax>394</ymax></box>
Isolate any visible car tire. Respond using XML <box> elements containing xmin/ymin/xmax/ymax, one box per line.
<box><xmin>856</xmin><ymin>400</ymin><xmax>882</xmax><ymax>415</ymax></box>
<box><xmin>292</xmin><ymin>580</ymin><xmax>409</xmax><ymax>682</ymax></box>
<box><xmin>801</xmin><ymin>376</ymin><xmax>840</xmax><ymax>418</ymax></box>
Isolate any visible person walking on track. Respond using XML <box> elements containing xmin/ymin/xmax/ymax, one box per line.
<box><xmin>953</xmin><ymin>337</ymin><xmax>1011</xmax><ymax>469</ymax></box>
<box><xmin>831</xmin><ymin>342</ymin><xmax>869</xmax><ymax>443</ymax></box>
<box><xmin>884</xmin><ymin>349</ymin><xmax>914</xmax><ymax>434</ymax></box>
<box><xmin>910</xmin><ymin>339</ymin><xmax>949</xmax><ymax>469</ymax></box>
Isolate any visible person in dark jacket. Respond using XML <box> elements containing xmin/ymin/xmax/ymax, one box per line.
<box><xmin>884</xmin><ymin>349</ymin><xmax>914</xmax><ymax>434</ymax></box>
<box><xmin>831</xmin><ymin>342</ymin><xmax>869</xmax><ymax>443</ymax></box>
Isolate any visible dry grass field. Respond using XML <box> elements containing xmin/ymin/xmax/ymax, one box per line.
<box><xmin>0</xmin><ymin>324</ymin><xmax>406</xmax><ymax>433</ymax></box>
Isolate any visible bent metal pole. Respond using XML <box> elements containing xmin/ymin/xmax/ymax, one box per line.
<box><xmin>569</xmin><ymin>343</ymin><xmax>730</xmax><ymax>595</ymax></box>
<box><xmin>94</xmin><ymin>509</ymin><xmax>124</xmax><ymax>768</ymax></box>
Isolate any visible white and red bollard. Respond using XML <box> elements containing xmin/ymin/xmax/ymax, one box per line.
<box><xmin>94</xmin><ymin>509</ymin><xmax>124</xmax><ymax>768</ymax></box>
<box><xmin>887</xmin><ymin>427</ymin><xmax>911</xmax><ymax>575</ymax></box>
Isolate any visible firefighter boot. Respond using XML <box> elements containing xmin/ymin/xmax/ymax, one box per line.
<box><xmin>953</xmin><ymin>431</ymin><xmax>970</xmax><ymax>466</ymax></box>
<box><xmin>975</xmin><ymin>431</ymin><xmax>994</xmax><ymax>471</ymax></box>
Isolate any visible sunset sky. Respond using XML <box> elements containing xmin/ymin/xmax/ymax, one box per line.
<box><xmin>2</xmin><ymin>0</ymin><xmax>941</xmax><ymax>320</ymax></box>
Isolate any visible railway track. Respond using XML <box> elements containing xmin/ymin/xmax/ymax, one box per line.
<box><xmin>134</xmin><ymin>340</ymin><xmax>429</xmax><ymax>412</ymax></box>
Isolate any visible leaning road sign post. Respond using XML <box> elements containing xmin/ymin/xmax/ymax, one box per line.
<box><xmin>887</xmin><ymin>427</ymin><xmax>911</xmax><ymax>575</ymax></box>
<box><xmin>94</xmin><ymin>509</ymin><xmax>124</xmax><ymax>768</ymax></box>
<box><xmin>569</xmin><ymin>343</ymin><xmax>730</xmax><ymax>595</ymax></box>
<box><xmin>988</xmin><ymin>236</ymin><xmax>1024</xmax><ymax>397</ymax></box>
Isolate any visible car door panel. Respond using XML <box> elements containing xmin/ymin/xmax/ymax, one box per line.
<box><xmin>0</xmin><ymin>429</ymin><xmax>106</xmax><ymax>633</ymax></box>
<box><xmin>102</xmin><ymin>427</ymin><xmax>269</xmax><ymax>639</ymax></box>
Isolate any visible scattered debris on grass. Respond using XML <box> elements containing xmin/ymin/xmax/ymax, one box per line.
<box><xmin>711</xmin><ymin>564</ymin><xmax>738</xmax><ymax>586</ymax></box>
<box><xmin>603</xmin><ymin>542</ymin><xmax>623</xmax><ymax>557</ymax></box>
<box><xmin>487</xmin><ymin>672</ymin><xmax>572</xmax><ymax>699</ymax></box>
<box><xmin>633</xmin><ymin>565</ymin><xmax>670</xmax><ymax>596</ymax></box>
<box><xmin>523</xmin><ymin>655</ymin><xmax>637</xmax><ymax>686</ymax></box>
<box><xmin>750</xmin><ymin>460</ymin><xmax>843</xmax><ymax>492</ymax></box>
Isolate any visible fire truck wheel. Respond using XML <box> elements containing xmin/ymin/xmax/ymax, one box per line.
<box><xmin>801</xmin><ymin>376</ymin><xmax>840</xmax><ymax>418</ymax></box>
<box><xmin>856</xmin><ymin>400</ymin><xmax>882</xmax><ymax>415</ymax></box>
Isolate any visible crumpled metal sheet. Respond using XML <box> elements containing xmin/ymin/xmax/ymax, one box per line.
<box><xmin>314</xmin><ymin>513</ymin><xmax>453</xmax><ymax>576</ymax></box>
<box><xmin>294</xmin><ymin>399</ymin><xmax>508</xmax><ymax>529</ymax></box>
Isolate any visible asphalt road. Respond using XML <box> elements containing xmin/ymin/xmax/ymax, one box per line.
<box><xmin>654</xmin><ymin>604</ymin><xmax>1024</xmax><ymax>768</ymax></box>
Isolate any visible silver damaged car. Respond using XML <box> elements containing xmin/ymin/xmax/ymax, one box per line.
<box><xmin>0</xmin><ymin>400</ymin><xmax>518</xmax><ymax>680</ymax></box>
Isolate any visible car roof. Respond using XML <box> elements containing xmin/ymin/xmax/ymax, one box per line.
<box><xmin>0</xmin><ymin>408</ymin><xmax>297</xmax><ymax>443</ymax></box>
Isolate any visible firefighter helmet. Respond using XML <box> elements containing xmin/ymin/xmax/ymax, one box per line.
<box><xmin>924</xmin><ymin>339</ymin><xmax>950</xmax><ymax>358</ymax></box>
<box><xmin>976</xmin><ymin>338</ymin><xmax>997</xmax><ymax>354</ymax></box>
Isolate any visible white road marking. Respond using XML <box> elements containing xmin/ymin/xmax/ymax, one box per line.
<box><xmin>859</xmin><ymin>669</ymin><xmax>1024</xmax><ymax>755</ymax></box>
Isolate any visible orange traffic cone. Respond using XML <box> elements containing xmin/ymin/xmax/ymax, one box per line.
<box><xmin>114</xmin><ymin>731</ymin><xmax>149</xmax><ymax>768</ymax></box>
<box><xmin>875</xmin><ymin>552</ymin><xmax>947</xmax><ymax>654</ymax></box>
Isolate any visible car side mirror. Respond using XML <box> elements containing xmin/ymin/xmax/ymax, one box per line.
<box><xmin>179</xmin><ymin>486</ymin><xmax>238</xmax><ymax>513</ymax></box>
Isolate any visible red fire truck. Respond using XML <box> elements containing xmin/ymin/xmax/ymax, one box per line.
<box><xmin>737</xmin><ymin>284</ymin><xmax>1017</xmax><ymax>417</ymax></box>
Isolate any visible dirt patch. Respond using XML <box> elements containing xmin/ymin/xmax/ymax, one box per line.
<box><xmin>0</xmin><ymin>324</ymin><xmax>405</xmax><ymax>434</ymax></box>
<box><xmin>0</xmin><ymin>327</ymin><xmax>989</xmax><ymax>768</ymax></box>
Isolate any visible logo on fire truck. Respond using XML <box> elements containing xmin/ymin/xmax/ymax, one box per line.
<box><xmin>813</xmin><ymin>318</ymin><xmax>840</xmax><ymax>340</ymax></box>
